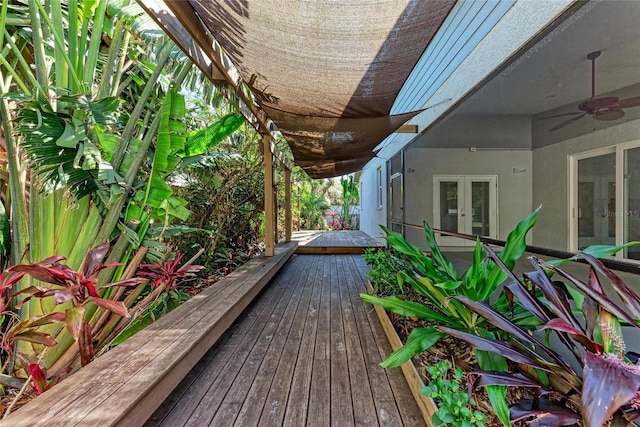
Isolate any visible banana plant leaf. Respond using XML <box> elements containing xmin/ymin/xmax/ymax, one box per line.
<box><xmin>177</xmin><ymin>113</ymin><xmax>245</xmax><ymax>158</ymax></box>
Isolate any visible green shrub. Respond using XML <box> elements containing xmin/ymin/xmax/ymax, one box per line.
<box><xmin>362</xmin><ymin>247</ymin><xmax>412</xmax><ymax>296</ymax></box>
<box><xmin>422</xmin><ymin>361</ymin><xmax>486</xmax><ymax>427</ymax></box>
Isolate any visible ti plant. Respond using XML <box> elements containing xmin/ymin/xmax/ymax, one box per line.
<box><xmin>422</xmin><ymin>361</ymin><xmax>487</xmax><ymax>427</ymax></box>
<box><xmin>448</xmin><ymin>246</ymin><xmax>640</xmax><ymax>427</ymax></box>
<box><xmin>0</xmin><ymin>243</ymin><xmax>144</xmax><ymax>395</ymax></box>
<box><xmin>361</xmin><ymin>207</ymin><xmax>542</xmax><ymax>426</ymax></box>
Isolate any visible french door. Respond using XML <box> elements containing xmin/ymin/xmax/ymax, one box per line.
<box><xmin>433</xmin><ymin>176</ymin><xmax>498</xmax><ymax>246</ymax></box>
<box><xmin>570</xmin><ymin>142</ymin><xmax>640</xmax><ymax>260</ymax></box>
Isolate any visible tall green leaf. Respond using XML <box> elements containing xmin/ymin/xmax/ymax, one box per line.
<box><xmin>177</xmin><ymin>113</ymin><xmax>245</xmax><ymax>158</ymax></box>
<box><xmin>479</xmin><ymin>206</ymin><xmax>540</xmax><ymax>299</ymax></box>
<box><xmin>360</xmin><ymin>293</ymin><xmax>455</xmax><ymax>325</ymax></box>
<box><xmin>475</xmin><ymin>347</ymin><xmax>510</xmax><ymax>427</ymax></box>
<box><xmin>380</xmin><ymin>327</ymin><xmax>445</xmax><ymax>368</ymax></box>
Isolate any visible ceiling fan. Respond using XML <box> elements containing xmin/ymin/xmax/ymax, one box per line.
<box><xmin>542</xmin><ymin>51</ymin><xmax>640</xmax><ymax>131</ymax></box>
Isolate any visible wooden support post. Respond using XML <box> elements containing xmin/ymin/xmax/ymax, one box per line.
<box><xmin>263</xmin><ymin>135</ymin><xmax>274</xmax><ymax>257</ymax></box>
<box><xmin>285</xmin><ymin>168</ymin><xmax>292</xmax><ymax>242</ymax></box>
<box><xmin>274</xmin><ymin>186</ymin><xmax>278</xmax><ymax>244</ymax></box>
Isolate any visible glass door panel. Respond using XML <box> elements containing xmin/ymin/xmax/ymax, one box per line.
<box><xmin>471</xmin><ymin>182</ymin><xmax>490</xmax><ymax>236</ymax></box>
<box><xmin>577</xmin><ymin>153</ymin><xmax>616</xmax><ymax>249</ymax></box>
<box><xmin>439</xmin><ymin>181</ymin><xmax>459</xmax><ymax>233</ymax></box>
<box><xmin>624</xmin><ymin>147</ymin><xmax>640</xmax><ymax>260</ymax></box>
<box><xmin>388</xmin><ymin>173</ymin><xmax>403</xmax><ymax>234</ymax></box>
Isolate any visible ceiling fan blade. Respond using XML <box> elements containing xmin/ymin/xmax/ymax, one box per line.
<box><xmin>618</xmin><ymin>96</ymin><xmax>640</xmax><ymax>108</ymax></box>
<box><xmin>548</xmin><ymin>113</ymin><xmax>587</xmax><ymax>132</ymax></box>
<box><xmin>537</xmin><ymin>111</ymin><xmax>582</xmax><ymax>120</ymax></box>
<box><xmin>580</xmin><ymin>96</ymin><xmax>619</xmax><ymax>111</ymax></box>
<box><xmin>594</xmin><ymin>108</ymin><xmax>625</xmax><ymax>121</ymax></box>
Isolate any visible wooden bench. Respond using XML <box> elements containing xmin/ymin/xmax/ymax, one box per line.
<box><xmin>1</xmin><ymin>241</ymin><xmax>298</xmax><ymax>427</ymax></box>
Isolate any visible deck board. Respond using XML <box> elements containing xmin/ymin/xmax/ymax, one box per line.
<box><xmin>148</xmin><ymin>254</ymin><xmax>425</xmax><ymax>427</ymax></box>
<box><xmin>282</xmin><ymin>256</ymin><xmax>322</xmax><ymax>427</ymax></box>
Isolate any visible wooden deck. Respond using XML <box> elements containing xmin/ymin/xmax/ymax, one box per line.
<box><xmin>293</xmin><ymin>230</ymin><xmax>384</xmax><ymax>254</ymax></box>
<box><xmin>147</xmin><ymin>254</ymin><xmax>425</xmax><ymax>426</ymax></box>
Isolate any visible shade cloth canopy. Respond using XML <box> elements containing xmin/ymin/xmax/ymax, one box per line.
<box><xmin>189</xmin><ymin>0</ymin><xmax>456</xmax><ymax>177</ymax></box>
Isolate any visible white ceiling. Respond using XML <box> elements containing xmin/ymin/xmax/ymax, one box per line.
<box><xmin>457</xmin><ymin>0</ymin><xmax>640</xmax><ymax>116</ymax></box>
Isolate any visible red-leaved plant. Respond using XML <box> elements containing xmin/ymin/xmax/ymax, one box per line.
<box><xmin>444</xmin><ymin>246</ymin><xmax>640</xmax><ymax>427</ymax></box>
<box><xmin>137</xmin><ymin>252</ymin><xmax>203</xmax><ymax>290</ymax></box>
<box><xmin>4</xmin><ymin>243</ymin><xmax>144</xmax><ymax>369</ymax></box>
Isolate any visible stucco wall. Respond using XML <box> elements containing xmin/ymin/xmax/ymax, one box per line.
<box><xmin>531</xmin><ymin>117</ymin><xmax>640</xmax><ymax>250</ymax></box>
<box><xmin>403</xmin><ymin>147</ymin><xmax>533</xmax><ymax>250</ymax></box>
<box><xmin>358</xmin><ymin>158</ymin><xmax>387</xmax><ymax>243</ymax></box>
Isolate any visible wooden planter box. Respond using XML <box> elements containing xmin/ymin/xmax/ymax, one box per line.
<box><xmin>366</xmin><ymin>281</ymin><xmax>438</xmax><ymax>426</ymax></box>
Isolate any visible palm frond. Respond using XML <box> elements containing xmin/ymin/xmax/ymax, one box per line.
<box><xmin>17</xmin><ymin>101</ymin><xmax>123</xmax><ymax>200</ymax></box>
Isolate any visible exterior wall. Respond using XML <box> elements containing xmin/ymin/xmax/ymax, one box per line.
<box><xmin>531</xmin><ymin>118</ymin><xmax>640</xmax><ymax>250</ymax></box>
<box><xmin>403</xmin><ymin>147</ymin><xmax>533</xmax><ymax>250</ymax></box>
<box><xmin>358</xmin><ymin>158</ymin><xmax>387</xmax><ymax>243</ymax></box>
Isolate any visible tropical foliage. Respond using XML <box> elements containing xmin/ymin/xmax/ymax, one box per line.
<box><xmin>340</xmin><ymin>175</ymin><xmax>359</xmax><ymax>229</ymax></box>
<box><xmin>362</xmin><ymin>247</ymin><xmax>412</xmax><ymax>296</ymax></box>
<box><xmin>361</xmin><ymin>208</ymin><xmax>542</xmax><ymax>426</ymax></box>
<box><xmin>292</xmin><ymin>169</ymin><xmax>331</xmax><ymax>230</ymax></box>
<box><xmin>0</xmin><ymin>0</ymin><xmax>247</xmax><ymax>404</ymax></box>
<box><xmin>362</xmin><ymin>208</ymin><xmax>640</xmax><ymax>427</ymax></box>
<box><xmin>171</xmin><ymin>124</ymin><xmax>266</xmax><ymax>273</ymax></box>
<box><xmin>453</xmin><ymin>247</ymin><xmax>640</xmax><ymax>426</ymax></box>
